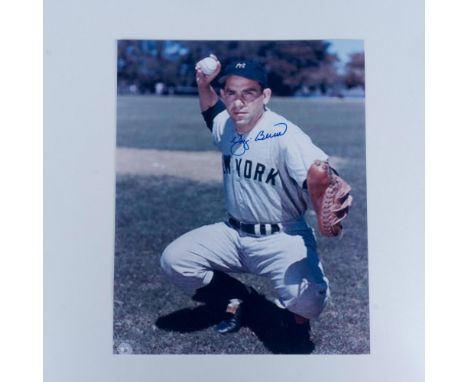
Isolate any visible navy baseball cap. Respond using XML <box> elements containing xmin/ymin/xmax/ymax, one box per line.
<box><xmin>220</xmin><ymin>60</ymin><xmax>268</xmax><ymax>87</ymax></box>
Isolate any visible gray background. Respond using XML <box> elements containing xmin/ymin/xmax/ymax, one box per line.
<box><xmin>44</xmin><ymin>0</ymin><xmax>424</xmax><ymax>381</ymax></box>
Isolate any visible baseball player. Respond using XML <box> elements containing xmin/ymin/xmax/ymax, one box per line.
<box><xmin>160</xmin><ymin>56</ymin><xmax>352</xmax><ymax>339</ymax></box>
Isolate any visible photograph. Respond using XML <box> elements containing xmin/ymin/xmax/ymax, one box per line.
<box><xmin>112</xmin><ymin>39</ymin><xmax>369</xmax><ymax>355</ymax></box>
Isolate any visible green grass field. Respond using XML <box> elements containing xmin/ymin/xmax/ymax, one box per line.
<box><xmin>114</xmin><ymin>95</ymin><xmax>369</xmax><ymax>354</ymax></box>
<box><xmin>117</xmin><ymin>96</ymin><xmax>365</xmax><ymax>155</ymax></box>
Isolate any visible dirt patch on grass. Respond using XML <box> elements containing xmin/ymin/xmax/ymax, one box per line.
<box><xmin>116</xmin><ymin>147</ymin><xmax>348</xmax><ymax>183</ymax></box>
<box><xmin>116</xmin><ymin>148</ymin><xmax>222</xmax><ymax>183</ymax></box>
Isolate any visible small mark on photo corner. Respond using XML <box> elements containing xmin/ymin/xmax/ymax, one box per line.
<box><xmin>116</xmin><ymin>342</ymin><xmax>133</xmax><ymax>354</ymax></box>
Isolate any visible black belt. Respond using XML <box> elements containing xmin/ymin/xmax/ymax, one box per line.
<box><xmin>228</xmin><ymin>216</ymin><xmax>281</xmax><ymax>236</ymax></box>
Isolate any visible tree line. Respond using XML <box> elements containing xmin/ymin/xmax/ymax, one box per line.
<box><xmin>117</xmin><ymin>40</ymin><xmax>364</xmax><ymax>96</ymax></box>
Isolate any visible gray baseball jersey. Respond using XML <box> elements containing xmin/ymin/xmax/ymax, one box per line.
<box><xmin>208</xmin><ymin>100</ymin><xmax>328</xmax><ymax>224</ymax></box>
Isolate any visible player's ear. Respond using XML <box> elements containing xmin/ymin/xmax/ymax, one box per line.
<box><xmin>262</xmin><ymin>88</ymin><xmax>272</xmax><ymax>105</ymax></box>
<box><xmin>220</xmin><ymin>88</ymin><xmax>225</xmax><ymax>101</ymax></box>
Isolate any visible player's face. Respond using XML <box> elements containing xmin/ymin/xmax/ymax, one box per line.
<box><xmin>221</xmin><ymin>76</ymin><xmax>272</xmax><ymax>133</ymax></box>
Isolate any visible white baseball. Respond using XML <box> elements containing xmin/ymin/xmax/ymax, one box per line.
<box><xmin>198</xmin><ymin>57</ymin><xmax>218</xmax><ymax>75</ymax></box>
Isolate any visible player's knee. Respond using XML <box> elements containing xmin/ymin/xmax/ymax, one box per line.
<box><xmin>160</xmin><ymin>241</ymin><xmax>211</xmax><ymax>294</ymax></box>
<box><xmin>160</xmin><ymin>241</ymin><xmax>185</xmax><ymax>277</ymax></box>
<box><xmin>159</xmin><ymin>247</ymin><xmax>173</xmax><ymax>276</ymax></box>
<box><xmin>281</xmin><ymin>280</ymin><xmax>329</xmax><ymax>320</ymax></box>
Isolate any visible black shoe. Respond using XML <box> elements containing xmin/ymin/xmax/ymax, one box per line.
<box><xmin>215</xmin><ymin>299</ymin><xmax>244</xmax><ymax>334</ymax></box>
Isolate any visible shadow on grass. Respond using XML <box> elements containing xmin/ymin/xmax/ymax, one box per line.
<box><xmin>156</xmin><ymin>304</ymin><xmax>224</xmax><ymax>333</ymax></box>
<box><xmin>156</xmin><ymin>290</ymin><xmax>315</xmax><ymax>354</ymax></box>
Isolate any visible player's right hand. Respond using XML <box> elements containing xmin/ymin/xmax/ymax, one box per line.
<box><xmin>195</xmin><ymin>54</ymin><xmax>221</xmax><ymax>87</ymax></box>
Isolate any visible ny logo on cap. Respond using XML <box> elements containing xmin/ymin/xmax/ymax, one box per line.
<box><xmin>235</xmin><ymin>63</ymin><xmax>246</xmax><ymax>69</ymax></box>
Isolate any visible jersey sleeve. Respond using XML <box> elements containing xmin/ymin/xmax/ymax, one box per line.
<box><xmin>201</xmin><ymin>99</ymin><xmax>226</xmax><ymax>131</ymax></box>
<box><xmin>283</xmin><ymin>128</ymin><xmax>329</xmax><ymax>187</ymax></box>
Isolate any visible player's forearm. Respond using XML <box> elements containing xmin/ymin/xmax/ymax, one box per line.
<box><xmin>198</xmin><ymin>84</ymin><xmax>219</xmax><ymax>112</ymax></box>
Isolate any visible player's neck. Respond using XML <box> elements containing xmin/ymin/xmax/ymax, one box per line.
<box><xmin>235</xmin><ymin>125</ymin><xmax>255</xmax><ymax>135</ymax></box>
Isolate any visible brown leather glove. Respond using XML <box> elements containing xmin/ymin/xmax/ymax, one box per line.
<box><xmin>306</xmin><ymin>160</ymin><xmax>353</xmax><ymax>237</ymax></box>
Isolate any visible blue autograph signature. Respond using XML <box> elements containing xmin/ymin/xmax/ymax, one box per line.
<box><xmin>230</xmin><ymin>123</ymin><xmax>288</xmax><ymax>156</ymax></box>
<box><xmin>230</xmin><ymin>135</ymin><xmax>250</xmax><ymax>156</ymax></box>
<box><xmin>255</xmin><ymin>122</ymin><xmax>288</xmax><ymax>141</ymax></box>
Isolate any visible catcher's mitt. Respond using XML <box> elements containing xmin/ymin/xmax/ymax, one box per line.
<box><xmin>306</xmin><ymin>160</ymin><xmax>353</xmax><ymax>237</ymax></box>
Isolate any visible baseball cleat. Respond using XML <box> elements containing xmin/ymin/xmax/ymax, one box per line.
<box><xmin>215</xmin><ymin>299</ymin><xmax>244</xmax><ymax>334</ymax></box>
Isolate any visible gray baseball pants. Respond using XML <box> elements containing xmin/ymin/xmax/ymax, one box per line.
<box><xmin>160</xmin><ymin>218</ymin><xmax>329</xmax><ymax>320</ymax></box>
